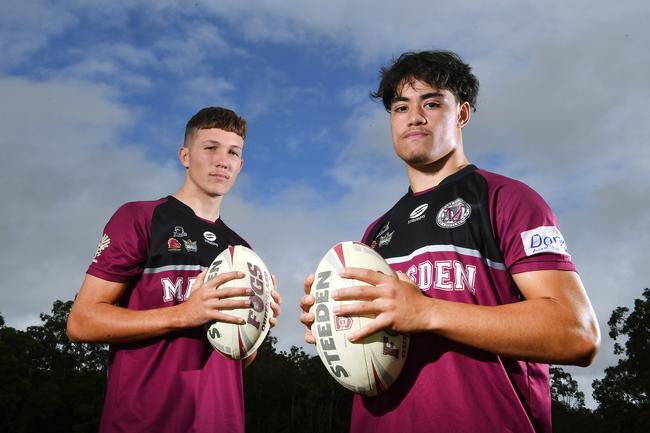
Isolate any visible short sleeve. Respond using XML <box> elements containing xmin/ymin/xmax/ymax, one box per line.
<box><xmin>87</xmin><ymin>201</ymin><xmax>154</xmax><ymax>282</ymax></box>
<box><xmin>481</xmin><ymin>170</ymin><xmax>576</xmax><ymax>275</ymax></box>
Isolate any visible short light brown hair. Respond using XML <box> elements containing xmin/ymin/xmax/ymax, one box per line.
<box><xmin>184</xmin><ymin>106</ymin><xmax>247</xmax><ymax>146</ymax></box>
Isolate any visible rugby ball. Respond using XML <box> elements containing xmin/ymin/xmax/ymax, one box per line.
<box><xmin>310</xmin><ymin>241</ymin><xmax>409</xmax><ymax>396</ymax></box>
<box><xmin>205</xmin><ymin>245</ymin><xmax>273</xmax><ymax>359</ymax></box>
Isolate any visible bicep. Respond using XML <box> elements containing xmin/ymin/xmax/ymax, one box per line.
<box><xmin>512</xmin><ymin>270</ymin><xmax>594</xmax><ymax>321</ymax></box>
<box><xmin>67</xmin><ymin>274</ymin><xmax>130</xmax><ymax>341</ymax></box>
<box><xmin>74</xmin><ymin>273</ymin><xmax>129</xmax><ymax>306</ymax></box>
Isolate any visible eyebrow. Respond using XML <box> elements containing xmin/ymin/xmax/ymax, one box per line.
<box><xmin>391</xmin><ymin>92</ymin><xmax>446</xmax><ymax>103</ymax></box>
<box><xmin>201</xmin><ymin>140</ymin><xmax>242</xmax><ymax>150</ymax></box>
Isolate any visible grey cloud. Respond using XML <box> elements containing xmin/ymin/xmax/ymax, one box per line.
<box><xmin>0</xmin><ymin>77</ymin><xmax>181</xmax><ymax>328</ymax></box>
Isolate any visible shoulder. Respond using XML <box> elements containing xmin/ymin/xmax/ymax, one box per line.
<box><xmin>218</xmin><ymin>219</ymin><xmax>251</xmax><ymax>249</ymax></box>
<box><xmin>109</xmin><ymin>198</ymin><xmax>168</xmax><ymax>223</ymax></box>
<box><xmin>475</xmin><ymin>168</ymin><xmax>543</xmax><ymax>197</ymax></box>
<box><xmin>474</xmin><ymin>168</ymin><xmax>551</xmax><ymax>212</ymax></box>
<box><xmin>361</xmin><ymin>192</ymin><xmax>409</xmax><ymax>244</ymax></box>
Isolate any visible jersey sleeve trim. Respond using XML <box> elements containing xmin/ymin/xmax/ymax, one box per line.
<box><xmin>509</xmin><ymin>253</ymin><xmax>576</xmax><ymax>274</ymax></box>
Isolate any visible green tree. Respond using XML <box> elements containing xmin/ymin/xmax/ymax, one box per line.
<box><xmin>0</xmin><ymin>301</ymin><xmax>107</xmax><ymax>433</ymax></box>
<box><xmin>244</xmin><ymin>335</ymin><xmax>352</xmax><ymax>433</ymax></box>
<box><xmin>550</xmin><ymin>366</ymin><xmax>606</xmax><ymax>433</ymax></box>
<box><xmin>593</xmin><ymin>288</ymin><xmax>650</xmax><ymax>432</ymax></box>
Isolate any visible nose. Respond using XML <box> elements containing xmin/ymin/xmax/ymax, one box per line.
<box><xmin>213</xmin><ymin>151</ymin><xmax>230</xmax><ymax>170</ymax></box>
<box><xmin>408</xmin><ymin>106</ymin><xmax>426</xmax><ymax>127</ymax></box>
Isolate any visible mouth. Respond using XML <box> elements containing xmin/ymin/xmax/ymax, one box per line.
<box><xmin>209</xmin><ymin>172</ymin><xmax>230</xmax><ymax>180</ymax></box>
<box><xmin>403</xmin><ymin>129</ymin><xmax>429</xmax><ymax>139</ymax></box>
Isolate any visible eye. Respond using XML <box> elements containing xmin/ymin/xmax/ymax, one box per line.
<box><xmin>391</xmin><ymin>104</ymin><xmax>408</xmax><ymax>113</ymax></box>
<box><xmin>424</xmin><ymin>101</ymin><xmax>441</xmax><ymax>109</ymax></box>
<box><xmin>229</xmin><ymin>149</ymin><xmax>241</xmax><ymax>157</ymax></box>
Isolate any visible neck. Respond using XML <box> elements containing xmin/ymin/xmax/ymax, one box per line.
<box><xmin>173</xmin><ymin>183</ymin><xmax>224</xmax><ymax>221</ymax></box>
<box><xmin>406</xmin><ymin>150</ymin><xmax>470</xmax><ymax>193</ymax></box>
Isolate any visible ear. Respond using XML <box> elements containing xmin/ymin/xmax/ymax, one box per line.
<box><xmin>457</xmin><ymin>101</ymin><xmax>472</xmax><ymax>129</ymax></box>
<box><xmin>179</xmin><ymin>146</ymin><xmax>190</xmax><ymax>169</ymax></box>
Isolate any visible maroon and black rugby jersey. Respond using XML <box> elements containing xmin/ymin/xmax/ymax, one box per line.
<box><xmin>351</xmin><ymin>165</ymin><xmax>575</xmax><ymax>433</ymax></box>
<box><xmin>88</xmin><ymin>195</ymin><xmax>249</xmax><ymax>433</ymax></box>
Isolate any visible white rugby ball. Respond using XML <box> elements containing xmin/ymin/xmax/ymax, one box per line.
<box><xmin>310</xmin><ymin>241</ymin><xmax>409</xmax><ymax>396</ymax></box>
<box><xmin>205</xmin><ymin>245</ymin><xmax>273</xmax><ymax>359</ymax></box>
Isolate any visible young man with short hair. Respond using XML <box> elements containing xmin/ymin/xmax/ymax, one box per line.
<box><xmin>300</xmin><ymin>51</ymin><xmax>600</xmax><ymax>433</ymax></box>
<box><xmin>68</xmin><ymin>106</ymin><xmax>280</xmax><ymax>433</ymax></box>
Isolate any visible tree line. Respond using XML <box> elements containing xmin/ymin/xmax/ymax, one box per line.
<box><xmin>1</xmin><ymin>289</ymin><xmax>649</xmax><ymax>432</ymax></box>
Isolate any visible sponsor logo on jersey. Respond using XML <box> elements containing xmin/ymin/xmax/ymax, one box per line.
<box><xmin>408</xmin><ymin>203</ymin><xmax>428</xmax><ymax>224</ymax></box>
<box><xmin>520</xmin><ymin>226</ymin><xmax>570</xmax><ymax>258</ymax></box>
<box><xmin>183</xmin><ymin>239</ymin><xmax>197</xmax><ymax>252</ymax></box>
<box><xmin>406</xmin><ymin>259</ymin><xmax>478</xmax><ymax>294</ymax></box>
<box><xmin>173</xmin><ymin>226</ymin><xmax>187</xmax><ymax>238</ymax></box>
<box><xmin>167</xmin><ymin>238</ymin><xmax>182</xmax><ymax>251</ymax></box>
<box><xmin>93</xmin><ymin>233</ymin><xmax>111</xmax><ymax>262</ymax></box>
<box><xmin>335</xmin><ymin>316</ymin><xmax>353</xmax><ymax>331</ymax></box>
<box><xmin>203</xmin><ymin>231</ymin><xmax>218</xmax><ymax>246</ymax></box>
<box><xmin>436</xmin><ymin>198</ymin><xmax>471</xmax><ymax>228</ymax></box>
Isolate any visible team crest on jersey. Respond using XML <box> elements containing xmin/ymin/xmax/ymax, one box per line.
<box><xmin>436</xmin><ymin>198</ymin><xmax>471</xmax><ymax>228</ymax></box>
<box><xmin>173</xmin><ymin>226</ymin><xmax>187</xmax><ymax>238</ymax></box>
<box><xmin>377</xmin><ymin>221</ymin><xmax>391</xmax><ymax>237</ymax></box>
<box><xmin>378</xmin><ymin>230</ymin><xmax>394</xmax><ymax>247</ymax></box>
<box><xmin>183</xmin><ymin>239</ymin><xmax>197</xmax><ymax>252</ymax></box>
<box><xmin>93</xmin><ymin>233</ymin><xmax>110</xmax><ymax>261</ymax></box>
<box><xmin>408</xmin><ymin>203</ymin><xmax>428</xmax><ymax>224</ymax></box>
<box><xmin>168</xmin><ymin>238</ymin><xmax>182</xmax><ymax>252</ymax></box>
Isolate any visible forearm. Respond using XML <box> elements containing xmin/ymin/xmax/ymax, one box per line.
<box><xmin>67</xmin><ymin>301</ymin><xmax>189</xmax><ymax>344</ymax></box>
<box><xmin>427</xmin><ymin>295</ymin><xmax>599</xmax><ymax>366</ymax></box>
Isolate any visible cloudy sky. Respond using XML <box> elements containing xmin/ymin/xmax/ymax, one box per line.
<box><xmin>1</xmin><ymin>0</ymin><xmax>648</xmax><ymax>407</ymax></box>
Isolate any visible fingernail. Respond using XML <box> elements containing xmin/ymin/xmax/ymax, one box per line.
<box><xmin>333</xmin><ymin>306</ymin><xmax>340</xmax><ymax>314</ymax></box>
<box><xmin>331</xmin><ymin>290</ymin><xmax>340</xmax><ymax>299</ymax></box>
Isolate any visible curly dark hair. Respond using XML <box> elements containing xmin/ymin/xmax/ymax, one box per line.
<box><xmin>372</xmin><ymin>50</ymin><xmax>479</xmax><ymax>112</ymax></box>
<box><xmin>184</xmin><ymin>106</ymin><xmax>247</xmax><ymax>145</ymax></box>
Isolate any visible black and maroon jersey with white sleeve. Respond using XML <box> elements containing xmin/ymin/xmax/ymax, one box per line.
<box><xmin>350</xmin><ymin>165</ymin><xmax>575</xmax><ymax>433</ymax></box>
<box><xmin>87</xmin><ymin>195</ymin><xmax>249</xmax><ymax>433</ymax></box>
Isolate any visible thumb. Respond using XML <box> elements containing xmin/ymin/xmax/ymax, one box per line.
<box><xmin>395</xmin><ymin>271</ymin><xmax>414</xmax><ymax>284</ymax></box>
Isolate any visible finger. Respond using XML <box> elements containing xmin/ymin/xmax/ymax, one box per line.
<box><xmin>299</xmin><ymin>311</ymin><xmax>315</xmax><ymax>327</ymax></box>
<box><xmin>195</xmin><ymin>268</ymin><xmax>208</xmax><ymax>287</ymax></box>
<box><xmin>396</xmin><ymin>271</ymin><xmax>416</xmax><ymax>285</ymax></box>
<box><xmin>299</xmin><ymin>294</ymin><xmax>315</xmax><ymax>312</ymax></box>
<box><xmin>339</xmin><ymin>267</ymin><xmax>388</xmax><ymax>286</ymax></box>
<box><xmin>271</xmin><ymin>274</ymin><xmax>277</xmax><ymax>290</ymax></box>
<box><xmin>303</xmin><ymin>274</ymin><xmax>315</xmax><ymax>294</ymax></box>
<box><xmin>214</xmin><ymin>298</ymin><xmax>253</xmax><ymax>311</ymax></box>
<box><xmin>271</xmin><ymin>289</ymin><xmax>281</xmax><ymax>305</ymax></box>
<box><xmin>269</xmin><ymin>316</ymin><xmax>277</xmax><ymax>328</ymax></box>
<box><xmin>332</xmin><ymin>285</ymin><xmax>381</xmax><ymax>302</ymax></box>
<box><xmin>346</xmin><ymin>317</ymin><xmax>389</xmax><ymax>342</ymax></box>
<box><xmin>333</xmin><ymin>300</ymin><xmax>382</xmax><ymax>317</ymax></box>
<box><xmin>204</xmin><ymin>271</ymin><xmax>245</xmax><ymax>289</ymax></box>
<box><xmin>304</xmin><ymin>328</ymin><xmax>316</xmax><ymax>345</ymax></box>
<box><xmin>208</xmin><ymin>286</ymin><xmax>253</xmax><ymax>300</ymax></box>
<box><xmin>211</xmin><ymin>311</ymin><xmax>246</xmax><ymax>325</ymax></box>
<box><xmin>271</xmin><ymin>300</ymin><xmax>281</xmax><ymax>318</ymax></box>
